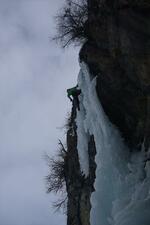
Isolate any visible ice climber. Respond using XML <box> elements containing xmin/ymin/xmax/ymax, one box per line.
<box><xmin>67</xmin><ymin>86</ymin><xmax>81</xmax><ymax>111</ymax></box>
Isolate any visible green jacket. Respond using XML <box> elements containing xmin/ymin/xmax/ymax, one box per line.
<box><xmin>67</xmin><ymin>86</ymin><xmax>78</xmax><ymax>97</ymax></box>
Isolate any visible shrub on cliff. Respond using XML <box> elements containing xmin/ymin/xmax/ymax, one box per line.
<box><xmin>53</xmin><ymin>0</ymin><xmax>88</xmax><ymax>47</ymax></box>
<box><xmin>45</xmin><ymin>140</ymin><xmax>68</xmax><ymax>212</ymax></box>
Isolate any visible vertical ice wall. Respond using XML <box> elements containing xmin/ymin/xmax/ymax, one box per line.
<box><xmin>76</xmin><ymin>63</ymin><xmax>150</xmax><ymax>225</ymax></box>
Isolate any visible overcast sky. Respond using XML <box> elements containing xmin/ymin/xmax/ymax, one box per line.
<box><xmin>0</xmin><ymin>1</ymin><xmax>79</xmax><ymax>225</ymax></box>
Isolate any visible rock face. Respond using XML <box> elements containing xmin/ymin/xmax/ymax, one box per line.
<box><xmin>80</xmin><ymin>0</ymin><xmax>150</xmax><ymax>150</ymax></box>
<box><xmin>65</xmin><ymin>1</ymin><xmax>150</xmax><ymax>225</ymax></box>
<box><xmin>65</xmin><ymin>105</ymin><xmax>96</xmax><ymax>225</ymax></box>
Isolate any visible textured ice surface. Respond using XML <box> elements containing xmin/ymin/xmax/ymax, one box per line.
<box><xmin>76</xmin><ymin>63</ymin><xmax>150</xmax><ymax>225</ymax></box>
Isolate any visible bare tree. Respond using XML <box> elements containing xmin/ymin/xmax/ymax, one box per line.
<box><xmin>53</xmin><ymin>0</ymin><xmax>88</xmax><ymax>47</ymax></box>
<box><xmin>45</xmin><ymin>140</ymin><xmax>67</xmax><ymax>193</ymax></box>
<box><xmin>45</xmin><ymin>140</ymin><xmax>68</xmax><ymax>212</ymax></box>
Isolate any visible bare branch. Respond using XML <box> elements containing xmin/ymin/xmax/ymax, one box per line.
<box><xmin>45</xmin><ymin>138</ymin><xmax>68</xmax><ymax>215</ymax></box>
<box><xmin>53</xmin><ymin>196</ymin><xmax>68</xmax><ymax>214</ymax></box>
<box><xmin>53</xmin><ymin>0</ymin><xmax>88</xmax><ymax>47</ymax></box>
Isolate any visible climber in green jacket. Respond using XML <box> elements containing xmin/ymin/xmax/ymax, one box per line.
<box><xmin>67</xmin><ymin>85</ymin><xmax>81</xmax><ymax>111</ymax></box>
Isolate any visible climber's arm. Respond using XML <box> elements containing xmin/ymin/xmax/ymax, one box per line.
<box><xmin>68</xmin><ymin>94</ymin><xmax>73</xmax><ymax>102</ymax></box>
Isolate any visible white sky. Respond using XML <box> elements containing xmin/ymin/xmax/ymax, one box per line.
<box><xmin>0</xmin><ymin>1</ymin><xmax>79</xmax><ymax>225</ymax></box>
